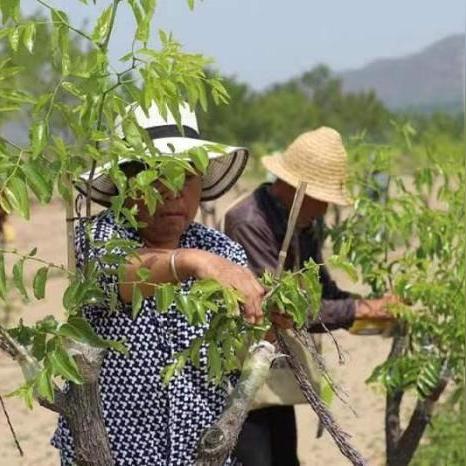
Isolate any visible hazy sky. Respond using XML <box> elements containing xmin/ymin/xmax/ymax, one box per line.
<box><xmin>22</xmin><ymin>0</ymin><xmax>465</xmax><ymax>89</ymax></box>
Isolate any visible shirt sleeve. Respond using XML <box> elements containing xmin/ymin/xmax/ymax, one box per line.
<box><xmin>225</xmin><ymin>221</ymin><xmax>279</xmax><ymax>276</ymax></box>
<box><xmin>307</xmin><ymin>229</ymin><xmax>356</xmax><ymax>331</ymax></box>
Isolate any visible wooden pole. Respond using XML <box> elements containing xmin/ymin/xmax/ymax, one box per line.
<box><xmin>275</xmin><ymin>182</ymin><xmax>307</xmax><ymax>278</ymax></box>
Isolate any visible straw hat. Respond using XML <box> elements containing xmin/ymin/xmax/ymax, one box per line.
<box><xmin>261</xmin><ymin>127</ymin><xmax>352</xmax><ymax>206</ymax></box>
<box><xmin>75</xmin><ymin>103</ymin><xmax>249</xmax><ymax>206</ymax></box>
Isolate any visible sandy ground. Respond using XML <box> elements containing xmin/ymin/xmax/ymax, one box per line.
<box><xmin>0</xmin><ymin>189</ymin><xmax>396</xmax><ymax>466</ymax></box>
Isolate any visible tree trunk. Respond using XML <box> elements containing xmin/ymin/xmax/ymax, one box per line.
<box><xmin>384</xmin><ymin>330</ymin><xmax>448</xmax><ymax>466</ymax></box>
<box><xmin>62</xmin><ymin>343</ymin><xmax>115</xmax><ymax>466</ymax></box>
<box><xmin>64</xmin><ymin>380</ymin><xmax>114</xmax><ymax>466</ymax></box>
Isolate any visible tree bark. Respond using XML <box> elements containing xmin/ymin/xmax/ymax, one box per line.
<box><xmin>384</xmin><ymin>328</ymin><xmax>448</xmax><ymax>466</ymax></box>
<box><xmin>61</xmin><ymin>343</ymin><xmax>115</xmax><ymax>466</ymax></box>
<box><xmin>64</xmin><ymin>381</ymin><xmax>114</xmax><ymax>466</ymax></box>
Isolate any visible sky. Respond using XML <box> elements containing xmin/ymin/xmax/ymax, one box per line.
<box><xmin>22</xmin><ymin>0</ymin><xmax>465</xmax><ymax>90</ymax></box>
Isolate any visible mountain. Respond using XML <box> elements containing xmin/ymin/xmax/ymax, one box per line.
<box><xmin>339</xmin><ymin>34</ymin><xmax>464</xmax><ymax>112</ymax></box>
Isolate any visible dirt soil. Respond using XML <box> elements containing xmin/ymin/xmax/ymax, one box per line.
<box><xmin>0</xmin><ymin>189</ymin><xmax>398</xmax><ymax>466</ymax></box>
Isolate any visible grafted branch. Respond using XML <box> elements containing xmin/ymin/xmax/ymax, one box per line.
<box><xmin>196</xmin><ymin>341</ymin><xmax>276</xmax><ymax>465</ymax></box>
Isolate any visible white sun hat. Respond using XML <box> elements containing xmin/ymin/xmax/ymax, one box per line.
<box><xmin>261</xmin><ymin>127</ymin><xmax>352</xmax><ymax>206</ymax></box>
<box><xmin>75</xmin><ymin>102</ymin><xmax>249</xmax><ymax>206</ymax></box>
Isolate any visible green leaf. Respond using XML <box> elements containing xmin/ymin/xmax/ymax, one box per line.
<box><xmin>48</xmin><ymin>347</ymin><xmax>83</xmax><ymax>384</ymax></box>
<box><xmin>187</xmin><ymin>0</ymin><xmax>195</xmax><ymax>10</ymax></box>
<box><xmin>5</xmin><ymin>176</ymin><xmax>30</xmax><ymax>219</ymax></box>
<box><xmin>62</xmin><ymin>279</ymin><xmax>81</xmax><ymax>311</ymax></box>
<box><xmin>162</xmin><ymin>361</ymin><xmax>176</xmax><ymax>385</ymax></box>
<box><xmin>136</xmin><ymin>266</ymin><xmax>151</xmax><ymax>282</ymax></box>
<box><xmin>33</xmin><ymin>267</ymin><xmax>48</xmax><ymax>300</ymax></box>
<box><xmin>128</xmin><ymin>0</ymin><xmax>151</xmax><ymax>43</ymax></box>
<box><xmin>1</xmin><ymin>0</ymin><xmax>20</xmax><ymax>24</ymax></box>
<box><xmin>51</xmin><ymin>9</ymin><xmax>69</xmax><ymax>28</ymax></box>
<box><xmin>61</xmin><ymin>81</ymin><xmax>83</xmax><ymax>98</ymax></box>
<box><xmin>131</xmin><ymin>285</ymin><xmax>144</xmax><ymax>319</ymax></box>
<box><xmin>222</xmin><ymin>288</ymin><xmax>240</xmax><ymax>316</ymax></box>
<box><xmin>328</xmin><ymin>255</ymin><xmax>359</xmax><ymax>283</ymax></box>
<box><xmin>21</xmin><ymin>162</ymin><xmax>52</xmax><ymax>203</ymax></box>
<box><xmin>58</xmin><ymin>26</ymin><xmax>70</xmax><ymax>76</ymax></box>
<box><xmin>135</xmin><ymin>169</ymin><xmax>158</xmax><ymax>188</ymax></box>
<box><xmin>155</xmin><ymin>284</ymin><xmax>175</xmax><ymax>312</ymax></box>
<box><xmin>12</xmin><ymin>259</ymin><xmax>28</xmax><ymax>300</ymax></box>
<box><xmin>31</xmin><ymin>333</ymin><xmax>46</xmax><ymax>361</ymax></box>
<box><xmin>30</xmin><ymin>120</ymin><xmax>48</xmax><ymax>158</ymax></box>
<box><xmin>6</xmin><ymin>383</ymin><xmax>34</xmax><ymax>410</ymax></box>
<box><xmin>8</xmin><ymin>27</ymin><xmax>20</xmax><ymax>52</ymax></box>
<box><xmin>34</xmin><ymin>369</ymin><xmax>54</xmax><ymax>403</ymax></box>
<box><xmin>58</xmin><ymin>317</ymin><xmax>127</xmax><ymax>354</ymax></box>
<box><xmin>190</xmin><ymin>338</ymin><xmax>203</xmax><ymax>368</ymax></box>
<box><xmin>92</xmin><ymin>5</ymin><xmax>113</xmax><ymax>44</ymax></box>
<box><xmin>0</xmin><ymin>254</ymin><xmax>7</xmax><ymax>299</ymax></box>
<box><xmin>189</xmin><ymin>147</ymin><xmax>209</xmax><ymax>174</ymax></box>
<box><xmin>207</xmin><ymin>343</ymin><xmax>222</xmax><ymax>382</ymax></box>
<box><xmin>22</xmin><ymin>22</ymin><xmax>36</xmax><ymax>53</ymax></box>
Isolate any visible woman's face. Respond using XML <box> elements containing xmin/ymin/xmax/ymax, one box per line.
<box><xmin>130</xmin><ymin>172</ymin><xmax>202</xmax><ymax>247</ymax></box>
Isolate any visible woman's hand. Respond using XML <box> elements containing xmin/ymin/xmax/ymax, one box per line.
<box><xmin>179</xmin><ymin>249</ymin><xmax>265</xmax><ymax>325</ymax></box>
<box><xmin>264</xmin><ymin>310</ymin><xmax>294</xmax><ymax>342</ymax></box>
<box><xmin>355</xmin><ymin>294</ymin><xmax>400</xmax><ymax>321</ymax></box>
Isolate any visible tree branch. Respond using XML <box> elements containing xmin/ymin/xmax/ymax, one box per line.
<box><xmin>196</xmin><ymin>341</ymin><xmax>276</xmax><ymax>465</ymax></box>
<box><xmin>0</xmin><ymin>324</ymin><xmax>65</xmax><ymax>413</ymax></box>
<box><xmin>276</xmin><ymin>330</ymin><xmax>368</xmax><ymax>466</ymax></box>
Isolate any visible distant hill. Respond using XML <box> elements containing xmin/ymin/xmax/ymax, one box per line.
<box><xmin>339</xmin><ymin>34</ymin><xmax>464</xmax><ymax>112</ymax></box>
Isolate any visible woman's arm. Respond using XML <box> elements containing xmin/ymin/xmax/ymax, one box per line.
<box><xmin>120</xmin><ymin>248</ymin><xmax>265</xmax><ymax>325</ymax></box>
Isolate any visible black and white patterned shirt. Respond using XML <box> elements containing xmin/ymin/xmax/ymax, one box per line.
<box><xmin>52</xmin><ymin>209</ymin><xmax>247</xmax><ymax>465</ymax></box>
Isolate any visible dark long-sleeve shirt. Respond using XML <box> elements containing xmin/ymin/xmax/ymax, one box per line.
<box><xmin>224</xmin><ymin>183</ymin><xmax>355</xmax><ymax>332</ymax></box>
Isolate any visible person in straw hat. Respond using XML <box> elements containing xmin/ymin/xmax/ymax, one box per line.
<box><xmin>224</xmin><ymin>127</ymin><xmax>398</xmax><ymax>466</ymax></box>
<box><xmin>52</xmin><ymin>102</ymin><xmax>271</xmax><ymax>466</ymax></box>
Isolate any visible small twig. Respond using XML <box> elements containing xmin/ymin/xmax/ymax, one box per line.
<box><xmin>275</xmin><ymin>182</ymin><xmax>307</xmax><ymax>277</ymax></box>
<box><xmin>35</xmin><ymin>0</ymin><xmax>95</xmax><ymax>43</ymax></box>
<box><xmin>293</xmin><ymin>328</ymin><xmax>355</xmax><ymax>415</ymax></box>
<box><xmin>318</xmin><ymin>317</ymin><xmax>347</xmax><ymax>365</ymax></box>
<box><xmin>0</xmin><ymin>395</ymin><xmax>23</xmax><ymax>457</ymax></box>
<box><xmin>0</xmin><ymin>248</ymin><xmax>71</xmax><ymax>277</ymax></box>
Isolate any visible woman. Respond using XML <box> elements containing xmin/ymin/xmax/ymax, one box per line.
<box><xmin>52</xmin><ymin>103</ymin><xmax>264</xmax><ymax>465</ymax></box>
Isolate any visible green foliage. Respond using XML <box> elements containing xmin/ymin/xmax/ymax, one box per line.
<box><xmin>331</xmin><ymin>125</ymin><xmax>464</xmax><ymax>401</ymax></box>
<box><xmin>163</xmin><ymin>261</ymin><xmax>322</xmax><ymax>384</ymax></box>
<box><xmin>0</xmin><ymin>0</ymin><xmax>232</xmax><ymax>406</ymax></box>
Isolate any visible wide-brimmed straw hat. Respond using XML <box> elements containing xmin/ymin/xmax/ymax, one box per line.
<box><xmin>261</xmin><ymin>127</ymin><xmax>352</xmax><ymax>206</ymax></box>
<box><xmin>75</xmin><ymin>103</ymin><xmax>249</xmax><ymax>206</ymax></box>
